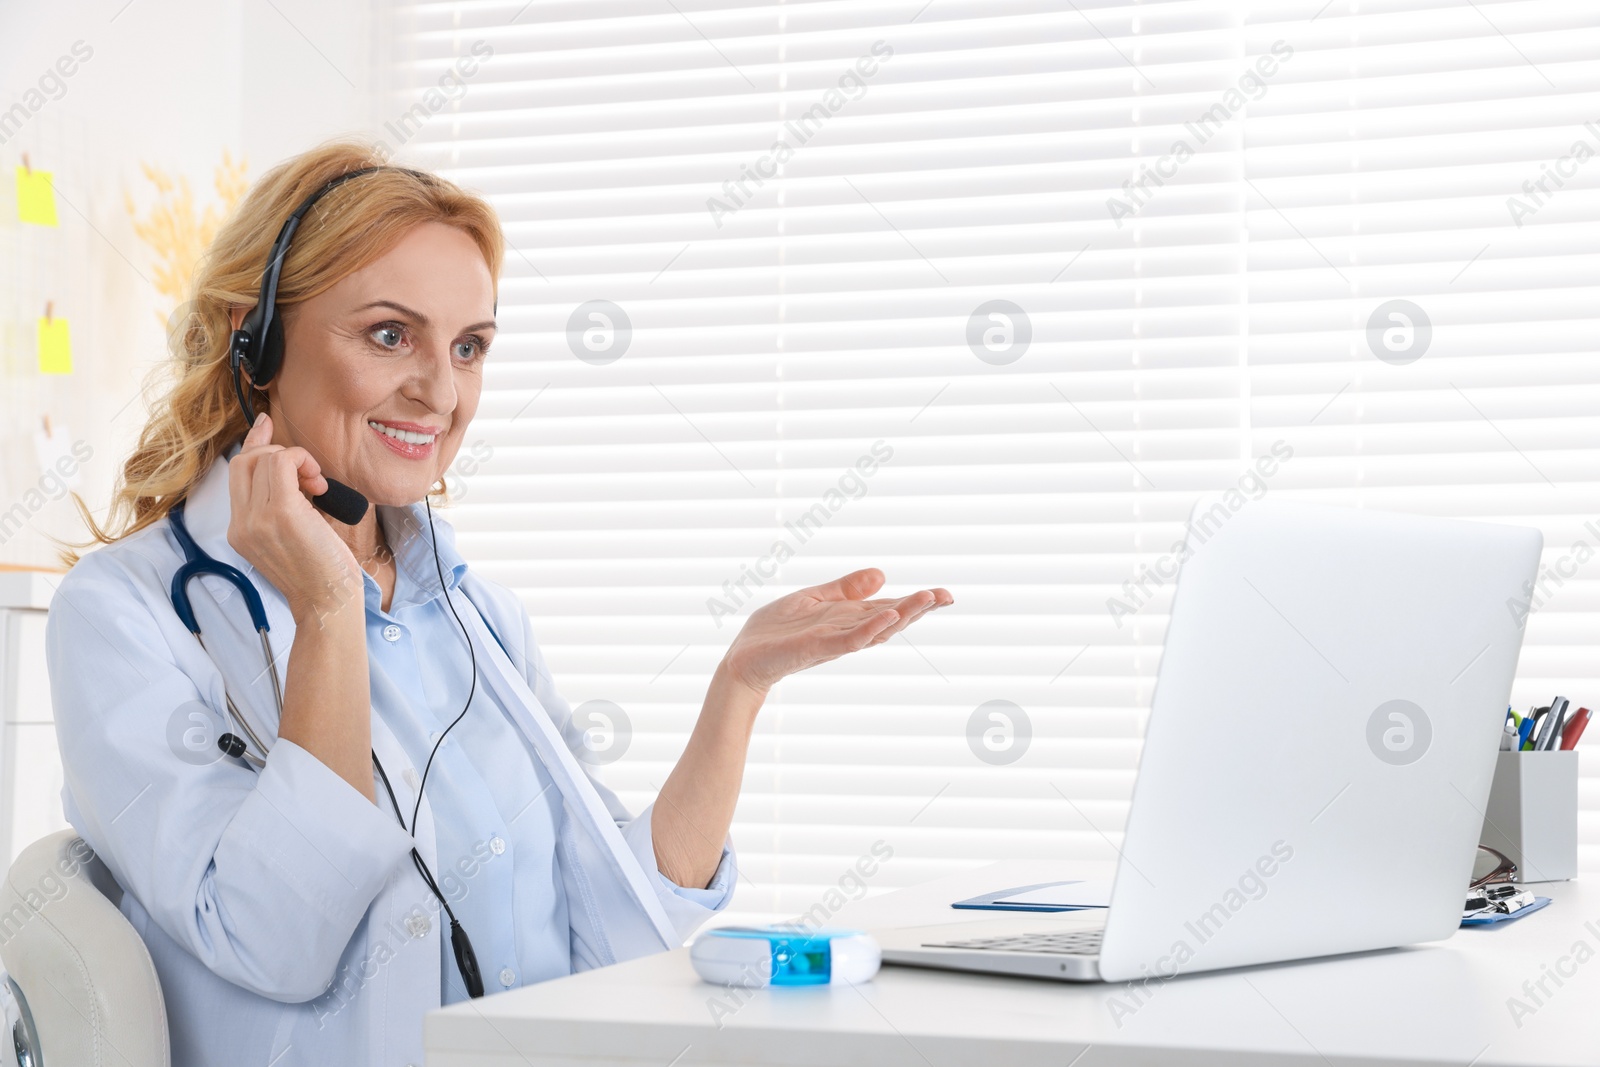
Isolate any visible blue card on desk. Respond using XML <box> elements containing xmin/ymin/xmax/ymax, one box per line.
<box><xmin>952</xmin><ymin>880</ymin><xmax>1112</xmax><ymax>912</ymax></box>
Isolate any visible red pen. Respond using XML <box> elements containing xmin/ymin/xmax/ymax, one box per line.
<box><xmin>1560</xmin><ymin>707</ymin><xmax>1592</xmax><ymax>750</ymax></box>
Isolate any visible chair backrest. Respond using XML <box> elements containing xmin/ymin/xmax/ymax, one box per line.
<box><xmin>0</xmin><ymin>831</ymin><xmax>169</xmax><ymax>1067</ymax></box>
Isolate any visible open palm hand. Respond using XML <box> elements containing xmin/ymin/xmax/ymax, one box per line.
<box><xmin>722</xmin><ymin>568</ymin><xmax>953</xmax><ymax>693</ymax></box>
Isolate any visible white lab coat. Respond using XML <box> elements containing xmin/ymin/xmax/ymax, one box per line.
<box><xmin>44</xmin><ymin>452</ymin><xmax>733</xmax><ymax>1066</ymax></box>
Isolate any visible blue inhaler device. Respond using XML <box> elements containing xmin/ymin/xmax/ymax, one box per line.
<box><xmin>690</xmin><ymin>926</ymin><xmax>881</xmax><ymax>987</ymax></box>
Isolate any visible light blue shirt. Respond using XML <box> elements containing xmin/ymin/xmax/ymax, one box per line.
<box><xmin>363</xmin><ymin>507</ymin><xmax>726</xmax><ymax>1003</ymax></box>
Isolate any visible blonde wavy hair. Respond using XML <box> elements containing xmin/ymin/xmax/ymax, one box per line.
<box><xmin>68</xmin><ymin>139</ymin><xmax>505</xmax><ymax>565</ymax></box>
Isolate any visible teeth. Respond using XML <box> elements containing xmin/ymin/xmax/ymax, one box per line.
<box><xmin>368</xmin><ymin>420</ymin><xmax>437</xmax><ymax>446</ymax></box>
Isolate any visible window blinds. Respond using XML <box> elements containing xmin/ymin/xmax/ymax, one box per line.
<box><xmin>385</xmin><ymin>0</ymin><xmax>1600</xmax><ymax>921</ymax></box>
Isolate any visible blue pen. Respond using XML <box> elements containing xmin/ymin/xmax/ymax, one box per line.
<box><xmin>1518</xmin><ymin>716</ymin><xmax>1537</xmax><ymax>751</ymax></box>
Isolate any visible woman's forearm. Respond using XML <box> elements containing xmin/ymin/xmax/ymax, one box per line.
<box><xmin>651</xmin><ymin>662</ymin><xmax>766</xmax><ymax>889</ymax></box>
<box><xmin>277</xmin><ymin>594</ymin><xmax>376</xmax><ymax>803</ymax></box>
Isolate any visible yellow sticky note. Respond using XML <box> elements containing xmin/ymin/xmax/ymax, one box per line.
<box><xmin>17</xmin><ymin>166</ymin><xmax>57</xmax><ymax>226</ymax></box>
<box><xmin>38</xmin><ymin>317</ymin><xmax>72</xmax><ymax>375</ymax></box>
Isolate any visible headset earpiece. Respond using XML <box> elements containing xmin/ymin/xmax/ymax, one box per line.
<box><xmin>257</xmin><ymin>310</ymin><xmax>286</xmax><ymax>386</ymax></box>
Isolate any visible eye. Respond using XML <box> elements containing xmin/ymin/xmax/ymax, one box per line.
<box><xmin>454</xmin><ymin>335</ymin><xmax>489</xmax><ymax>363</ymax></box>
<box><xmin>369</xmin><ymin>322</ymin><xmax>407</xmax><ymax>350</ymax></box>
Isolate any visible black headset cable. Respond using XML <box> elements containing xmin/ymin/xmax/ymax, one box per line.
<box><xmin>364</xmin><ymin>499</ymin><xmax>485</xmax><ymax>999</ymax></box>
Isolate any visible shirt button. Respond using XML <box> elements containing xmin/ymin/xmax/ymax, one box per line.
<box><xmin>499</xmin><ymin>967</ymin><xmax>516</xmax><ymax>988</ymax></box>
<box><xmin>403</xmin><ymin>768</ymin><xmax>420</xmax><ymax>791</ymax></box>
<box><xmin>489</xmin><ymin>836</ymin><xmax>506</xmax><ymax>856</ymax></box>
<box><xmin>405</xmin><ymin>914</ymin><xmax>430</xmax><ymax>939</ymax></box>
<box><xmin>382</xmin><ymin>624</ymin><xmax>402</xmax><ymax>643</ymax></box>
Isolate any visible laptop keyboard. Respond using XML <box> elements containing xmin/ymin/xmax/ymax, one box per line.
<box><xmin>921</xmin><ymin>928</ymin><xmax>1105</xmax><ymax>956</ymax></box>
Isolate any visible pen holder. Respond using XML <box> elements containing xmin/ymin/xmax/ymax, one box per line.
<box><xmin>1478</xmin><ymin>750</ymin><xmax>1578</xmax><ymax>883</ymax></box>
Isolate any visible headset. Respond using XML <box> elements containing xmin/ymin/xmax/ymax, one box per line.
<box><xmin>217</xmin><ymin>164</ymin><xmax>488</xmax><ymax>998</ymax></box>
<box><xmin>227</xmin><ymin>165</ymin><xmax>406</xmax><ymax>525</ymax></box>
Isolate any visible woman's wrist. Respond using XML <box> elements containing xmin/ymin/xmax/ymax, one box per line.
<box><xmin>706</xmin><ymin>659</ymin><xmax>768</xmax><ymax>726</ymax></box>
<box><xmin>281</xmin><ymin>557</ymin><xmax>365</xmax><ymax>627</ymax></box>
<box><xmin>288</xmin><ymin>582</ymin><xmax>366</xmax><ymax>633</ymax></box>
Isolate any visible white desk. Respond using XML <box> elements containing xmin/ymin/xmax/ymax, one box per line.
<box><xmin>426</xmin><ymin>860</ymin><xmax>1600</xmax><ymax>1066</ymax></box>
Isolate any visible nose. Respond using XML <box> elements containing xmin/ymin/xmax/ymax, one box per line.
<box><xmin>405</xmin><ymin>339</ymin><xmax>458</xmax><ymax>417</ymax></box>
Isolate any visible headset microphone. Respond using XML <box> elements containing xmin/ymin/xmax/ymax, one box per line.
<box><xmin>308</xmin><ymin>478</ymin><xmax>369</xmax><ymax>527</ymax></box>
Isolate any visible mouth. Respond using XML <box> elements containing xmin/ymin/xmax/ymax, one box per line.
<box><xmin>367</xmin><ymin>419</ymin><xmax>442</xmax><ymax>459</ymax></box>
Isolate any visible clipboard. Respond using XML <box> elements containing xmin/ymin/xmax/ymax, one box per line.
<box><xmin>951</xmin><ymin>879</ymin><xmax>1111</xmax><ymax>913</ymax></box>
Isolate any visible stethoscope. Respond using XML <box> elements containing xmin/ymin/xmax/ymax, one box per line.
<box><xmin>164</xmin><ymin>495</ymin><xmax>490</xmax><ymax>998</ymax></box>
<box><xmin>168</xmin><ymin>499</ymin><xmax>278</xmax><ymax>769</ymax></box>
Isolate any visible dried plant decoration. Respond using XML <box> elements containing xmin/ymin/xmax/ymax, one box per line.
<box><xmin>123</xmin><ymin>150</ymin><xmax>249</xmax><ymax>324</ymax></box>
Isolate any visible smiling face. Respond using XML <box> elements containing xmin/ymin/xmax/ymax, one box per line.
<box><xmin>235</xmin><ymin>221</ymin><xmax>497</xmax><ymax>507</ymax></box>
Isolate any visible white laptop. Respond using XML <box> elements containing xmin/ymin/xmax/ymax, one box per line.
<box><xmin>877</xmin><ymin>499</ymin><xmax>1543</xmax><ymax>983</ymax></box>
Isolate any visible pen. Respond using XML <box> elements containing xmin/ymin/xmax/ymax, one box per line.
<box><xmin>1562</xmin><ymin>707</ymin><xmax>1592</xmax><ymax>750</ymax></box>
<box><xmin>1538</xmin><ymin>703</ymin><xmax>1561</xmax><ymax>750</ymax></box>
<box><xmin>1531</xmin><ymin>700</ymin><xmax>1557</xmax><ymax>751</ymax></box>
<box><xmin>1542</xmin><ymin>697</ymin><xmax>1570</xmax><ymax>751</ymax></box>
<box><xmin>1500</xmin><ymin>718</ymin><xmax>1519</xmax><ymax>751</ymax></box>
<box><xmin>1519</xmin><ymin>713</ymin><xmax>1539</xmax><ymax>751</ymax></box>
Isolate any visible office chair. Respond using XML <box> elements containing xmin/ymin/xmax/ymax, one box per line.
<box><xmin>0</xmin><ymin>831</ymin><xmax>169</xmax><ymax>1066</ymax></box>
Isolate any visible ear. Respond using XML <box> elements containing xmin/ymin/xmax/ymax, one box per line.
<box><xmin>228</xmin><ymin>305</ymin><xmax>254</xmax><ymax>333</ymax></box>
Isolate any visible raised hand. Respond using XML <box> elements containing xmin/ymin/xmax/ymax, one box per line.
<box><xmin>720</xmin><ymin>568</ymin><xmax>954</xmax><ymax>693</ymax></box>
<box><xmin>226</xmin><ymin>412</ymin><xmax>362</xmax><ymax>623</ymax></box>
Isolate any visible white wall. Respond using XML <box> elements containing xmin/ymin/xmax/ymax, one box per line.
<box><xmin>0</xmin><ymin>0</ymin><xmax>378</xmax><ymax>567</ymax></box>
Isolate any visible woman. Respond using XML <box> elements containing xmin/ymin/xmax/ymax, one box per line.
<box><xmin>47</xmin><ymin>140</ymin><xmax>951</xmax><ymax>1067</ymax></box>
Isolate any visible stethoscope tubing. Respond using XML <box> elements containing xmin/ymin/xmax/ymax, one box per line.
<box><xmin>169</xmin><ymin>501</ymin><xmax>279</xmax><ymax>770</ymax></box>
